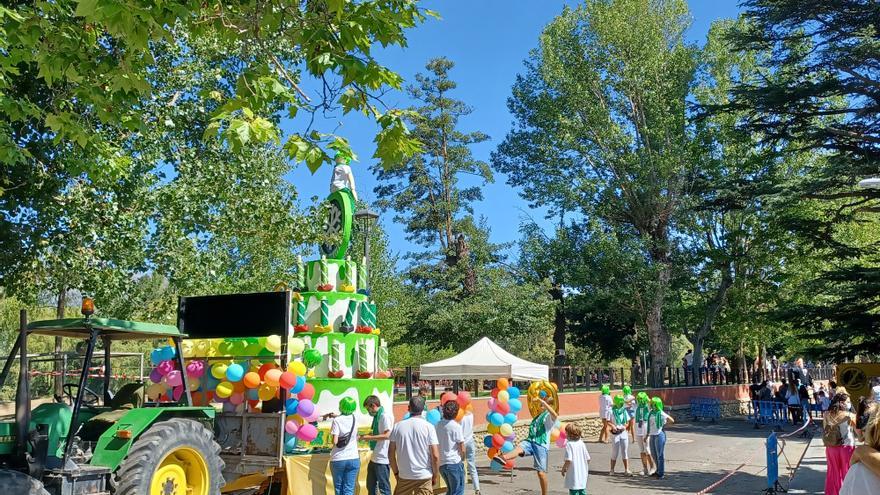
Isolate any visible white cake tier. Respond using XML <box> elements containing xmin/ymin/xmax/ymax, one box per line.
<box><xmin>305</xmin><ymin>258</ymin><xmax>358</xmax><ymax>293</ymax></box>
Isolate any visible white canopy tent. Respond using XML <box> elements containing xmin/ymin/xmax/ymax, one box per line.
<box><xmin>419</xmin><ymin>337</ymin><xmax>549</xmax><ymax>380</ymax></box>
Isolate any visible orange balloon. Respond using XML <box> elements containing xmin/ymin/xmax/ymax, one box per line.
<box><xmin>456</xmin><ymin>408</ymin><xmax>466</xmax><ymax>422</ymax></box>
<box><xmin>243</xmin><ymin>372</ymin><xmax>261</xmax><ymax>389</ymax></box>
<box><xmin>258</xmin><ymin>363</ymin><xmax>277</xmax><ymax>379</ymax></box>
<box><xmin>232</xmin><ymin>381</ymin><xmax>246</xmax><ymax>394</ymax></box>
<box><xmin>497</xmin><ymin>378</ymin><xmax>509</xmax><ymax>390</ymax></box>
<box><xmin>487</xmin><ymin>447</ymin><xmax>499</xmax><ymax>460</ymax></box>
<box><xmin>264</xmin><ymin>368</ymin><xmax>282</xmax><ymax>387</ymax></box>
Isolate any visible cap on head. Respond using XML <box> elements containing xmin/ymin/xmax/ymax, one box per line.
<box><xmin>613</xmin><ymin>395</ymin><xmax>625</xmax><ymax>408</ymax></box>
<box><xmin>636</xmin><ymin>392</ymin><xmax>649</xmax><ymax>405</ymax></box>
<box><xmin>601</xmin><ymin>385</ymin><xmax>610</xmax><ymax>395</ymax></box>
<box><xmin>623</xmin><ymin>385</ymin><xmax>632</xmax><ymax>395</ymax></box>
<box><xmin>651</xmin><ymin>397</ymin><xmax>663</xmax><ymax>411</ymax></box>
<box><xmin>339</xmin><ymin>397</ymin><xmax>357</xmax><ymax>415</ymax></box>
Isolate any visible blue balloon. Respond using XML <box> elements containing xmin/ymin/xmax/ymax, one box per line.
<box><xmin>490</xmin><ymin>459</ymin><xmax>504</xmax><ymax>472</ymax></box>
<box><xmin>489</xmin><ymin>412</ymin><xmax>504</xmax><ymax>426</ymax></box>
<box><xmin>501</xmin><ymin>441</ymin><xmax>514</xmax><ymax>453</ymax></box>
<box><xmin>159</xmin><ymin>345</ymin><xmax>176</xmax><ymax>362</ymax></box>
<box><xmin>291</xmin><ymin>376</ymin><xmax>305</xmax><ymax>394</ymax></box>
<box><xmin>225</xmin><ymin>363</ymin><xmax>245</xmax><ymax>382</ymax></box>
<box><xmin>427</xmin><ymin>409</ymin><xmax>442</xmax><ymax>426</ymax></box>
<box><xmin>508</xmin><ymin>398</ymin><xmax>522</xmax><ymax>413</ymax></box>
<box><xmin>539</xmin><ymin>390</ymin><xmax>547</xmax><ymax>398</ymax></box>
<box><xmin>284</xmin><ymin>434</ymin><xmax>298</xmax><ymax>453</ymax></box>
<box><xmin>507</xmin><ymin>386</ymin><xmax>521</xmax><ymax>399</ymax></box>
<box><xmin>486</xmin><ymin>412</ymin><xmax>494</xmax><ymax>422</ymax></box>
<box><xmin>504</xmin><ymin>413</ymin><xmax>518</xmax><ymax>424</ymax></box>
<box><xmin>285</xmin><ymin>398</ymin><xmax>299</xmax><ymax>415</ymax></box>
<box><xmin>483</xmin><ymin>435</ymin><xmax>494</xmax><ymax>448</ymax></box>
<box><xmin>204</xmin><ymin>373</ymin><xmax>220</xmax><ymax>391</ymax></box>
<box><xmin>247</xmin><ymin>388</ymin><xmax>260</xmax><ymax>401</ymax></box>
<box><xmin>150</xmin><ymin>349</ymin><xmax>163</xmax><ymax>366</ymax></box>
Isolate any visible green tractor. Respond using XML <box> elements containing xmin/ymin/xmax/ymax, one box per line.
<box><xmin>0</xmin><ymin>301</ymin><xmax>224</xmax><ymax>495</ymax></box>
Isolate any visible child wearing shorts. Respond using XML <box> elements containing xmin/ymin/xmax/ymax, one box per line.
<box><xmin>497</xmin><ymin>397</ymin><xmax>558</xmax><ymax>495</ymax></box>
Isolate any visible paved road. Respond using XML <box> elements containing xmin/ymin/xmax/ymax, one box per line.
<box><xmin>473</xmin><ymin>420</ymin><xmax>815</xmax><ymax>495</ymax></box>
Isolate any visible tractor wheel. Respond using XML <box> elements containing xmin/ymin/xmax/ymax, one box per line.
<box><xmin>112</xmin><ymin>418</ymin><xmax>224</xmax><ymax>495</ymax></box>
<box><xmin>0</xmin><ymin>468</ymin><xmax>50</xmax><ymax>494</ymax></box>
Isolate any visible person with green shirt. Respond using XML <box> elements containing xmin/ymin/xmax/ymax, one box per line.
<box><xmin>495</xmin><ymin>397</ymin><xmax>558</xmax><ymax>495</ymax></box>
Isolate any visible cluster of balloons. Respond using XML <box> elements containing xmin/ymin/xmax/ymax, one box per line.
<box><xmin>423</xmin><ymin>391</ymin><xmax>473</xmax><ymax>425</ymax></box>
<box><xmin>550</xmin><ymin>421</ymin><xmax>568</xmax><ymax>448</ymax></box>
<box><xmin>482</xmin><ymin>378</ymin><xmax>522</xmax><ymax>465</ymax></box>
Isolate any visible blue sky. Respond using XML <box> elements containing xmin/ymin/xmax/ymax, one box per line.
<box><xmin>284</xmin><ymin>0</ymin><xmax>743</xmax><ymax>261</ymax></box>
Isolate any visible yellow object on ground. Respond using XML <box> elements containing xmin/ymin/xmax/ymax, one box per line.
<box><xmin>151</xmin><ymin>446</ymin><xmax>209</xmax><ymax>495</ymax></box>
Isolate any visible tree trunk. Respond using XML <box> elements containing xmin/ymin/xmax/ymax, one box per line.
<box><xmin>647</xmin><ymin>258</ymin><xmax>671</xmax><ymax>387</ymax></box>
<box><xmin>550</xmin><ymin>284</ymin><xmax>566</xmax><ymax>366</ymax></box>
<box><xmin>689</xmin><ymin>265</ymin><xmax>734</xmax><ymax>385</ymax></box>
<box><xmin>454</xmin><ymin>233</ymin><xmax>476</xmax><ymax>295</ymax></box>
<box><xmin>54</xmin><ymin>289</ymin><xmax>65</xmax><ymax>397</ymax></box>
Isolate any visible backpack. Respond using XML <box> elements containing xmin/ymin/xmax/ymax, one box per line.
<box><xmin>822</xmin><ymin>416</ymin><xmax>846</xmax><ymax>447</ymax></box>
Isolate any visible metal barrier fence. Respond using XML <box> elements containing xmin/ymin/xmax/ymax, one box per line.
<box><xmin>392</xmin><ymin>365</ymin><xmax>836</xmax><ymax>400</ymax></box>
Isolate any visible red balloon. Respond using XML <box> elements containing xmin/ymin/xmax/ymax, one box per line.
<box><xmin>491</xmin><ymin>388</ymin><xmax>500</xmax><ymax>399</ymax></box>
<box><xmin>441</xmin><ymin>392</ymin><xmax>457</xmax><ymax>405</ymax></box>
<box><xmin>495</xmin><ymin>401</ymin><xmax>511</xmax><ymax>415</ymax></box>
<box><xmin>457</xmin><ymin>391</ymin><xmax>471</xmax><ymax>407</ymax></box>
<box><xmin>298</xmin><ymin>382</ymin><xmax>315</xmax><ymax>401</ymax></box>
<box><xmin>279</xmin><ymin>371</ymin><xmax>297</xmax><ymax>390</ymax></box>
<box><xmin>258</xmin><ymin>363</ymin><xmax>276</xmax><ymax>379</ymax></box>
<box><xmin>492</xmin><ymin>433</ymin><xmax>505</xmax><ymax>448</ymax></box>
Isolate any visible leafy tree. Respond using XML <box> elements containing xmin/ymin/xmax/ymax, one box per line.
<box><xmin>725</xmin><ymin>0</ymin><xmax>880</xmax><ymax>358</ymax></box>
<box><xmin>494</xmin><ymin>0</ymin><xmax>698</xmax><ymax>379</ymax></box>
<box><xmin>373</xmin><ymin>57</ymin><xmax>492</xmax><ymax>294</ymax></box>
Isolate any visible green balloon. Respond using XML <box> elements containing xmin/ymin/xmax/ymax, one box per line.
<box><xmin>303</xmin><ymin>349</ymin><xmax>323</xmax><ymax>368</ymax></box>
<box><xmin>339</xmin><ymin>397</ymin><xmax>357</xmax><ymax>415</ymax></box>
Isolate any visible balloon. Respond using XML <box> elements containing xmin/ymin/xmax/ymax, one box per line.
<box><xmin>298</xmin><ymin>383</ymin><xmax>315</xmax><ymax>401</ymax></box>
<box><xmin>285</xmin><ymin>435</ymin><xmax>299</xmax><ymax>452</ymax></box>
<box><xmin>190</xmin><ymin>391</ymin><xmax>205</xmax><ymax>406</ymax></box>
<box><xmin>188</xmin><ymin>378</ymin><xmax>200</xmax><ymax>392</ymax></box>
<box><xmin>258</xmin><ymin>363</ymin><xmax>276</xmax><ymax>378</ymax></box>
<box><xmin>222</xmin><ymin>401</ymin><xmax>238</xmax><ymax>413</ymax></box>
<box><xmin>204</xmin><ymin>372</ymin><xmax>220</xmax><ymax>391</ymax></box>
<box><xmin>297</xmin><ymin>399</ymin><xmax>316</xmax><ymax>418</ymax></box>
<box><xmin>247</xmin><ymin>388</ymin><xmax>260</xmax><ymax>401</ymax></box>
<box><xmin>457</xmin><ymin>391</ymin><xmax>472</xmax><ymax>407</ymax></box>
<box><xmin>296</xmin><ymin>424</ymin><xmax>318</xmax><ymax>442</ymax></box>
<box><xmin>291</xmin><ymin>375</ymin><xmax>306</xmax><ymax>394</ymax></box>
<box><xmin>490</xmin><ymin>388</ymin><xmax>500</xmax><ymax>399</ymax></box>
<box><xmin>225</xmin><ymin>363</ymin><xmax>245</xmax><ymax>383</ymax></box>
<box><xmin>486</xmin><ymin>423</ymin><xmax>500</xmax><ymax>434</ymax></box>
<box><xmin>556</xmin><ymin>437</ymin><xmax>567</xmax><ymax>448</ymax></box>
<box><xmin>508</xmin><ymin>386</ymin><xmax>521</xmax><ymax>399</ymax></box>
<box><xmin>483</xmin><ymin>435</ymin><xmax>494</xmax><ymax>448</ymax></box>
<box><xmin>172</xmin><ymin>386</ymin><xmax>184</xmax><ymax>401</ymax></box>
<box><xmin>149</xmin><ymin>368</ymin><xmax>163</xmax><ymax>384</ymax></box>
<box><xmin>285</xmin><ymin>398</ymin><xmax>300</xmax><ymax>415</ymax></box>
<box><xmin>426</xmin><ymin>409</ymin><xmax>441</xmax><ymax>426</ymax></box>
<box><xmin>487</xmin><ymin>398</ymin><xmax>497</xmax><ymax>412</ymax></box>
<box><xmin>146</xmin><ymin>382</ymin><xmax>166</xmax><ymax>400</ymax></box>
<box><xmin>159</xmin><ymin>345</ymin><xmax>176</xmax><ymax>362</ymax></box>
<box><xmin>550</xmin><ymin>428</ymin><xmax>560</xmax><ymax>442</ymax></box>
<box><xmin>456</xmin><ymin>408</ymin><xmax>466</xmax><ymax>422</ymax></box>
<box><xmin>499</xmin><ymin>423</ymin><xmax>513</xmax><ymax>437</ymax></box>
<box><xmin>232</xmin><ymin>381</ymin><xmax>246</xmax><ymax>394</ymax></box>
<box><xmin>216</xmin><ymin>381</ymin><xmax>234</xmax><ymax>398</ymax></box>
<box><xmin>492</xmin><ymin>433</ymin><xmax>505</xmax><ymax>448</ymax></box>
<box><xmin>285</xmin><ymin>420</ymin><xmax>300</xmax><ymax>435</ymax></box>
<box><xmin>165</xmin><ymin>370</ymin><xmax>183</xmax><ymax>387</ymax></box>
<box><xmin>508</xmin><ymin>398</ymin><xmax>522</xmax><ymax>414</ymax></box>
<box><xmin>490</xmin><ymin>461</ymin><xmax>503</xmax><ymax>472</ymax></box>
<box><xmin>265</xmin><ymin>335</ymin><xmax>282</xmax><ymax>353</ymax></box>
<box><xmin>150</xmin><ymin>349</ymin><xmax>163</xmax><ymax>366</ymax></box>
<box><xmin>501</xmin><ymin>441</ymin><xmax>514</xmax><ymax>453</ymax></box>
<box><xmin>487</xmin><ymin>447</ymin><xmax>499</xmax><ymax>460</ymax></box>
<box><xmin>279</xmin><ymin>372</ymin><xmax>297</xmax><ymax>390</ymax></box>
<box><xmin>186</xmin><ymin>360</ymin><xmax>206</xmax><ymax>378</ymax></box>
<box><xmin>498</xmin><ymin>390</ymin><xmax>510</xmax><ymax>403</ymax></box>
<box><xmin>504</xmin><ymin>413</ymin><xmax>518</xmax><ymax>425</ymax></box>
<box><xmin>211</xmin><ymin>363</ymin><xmax>228</xmax><ymax>380</ymax></box>
<box><xmin>242</xmin><ymin>372</ymin><xmax>261</xmax><ymax>389</ymax></box>
<box><xmin>441</xmin><ymin>392</ymin><xmax>457</xmax><ymax>405</ymax></box>
<box><xmin>229</xmin><ymin>392</ymin><xmax>244</xmax><ymax>405</ymax></box>
<box><xmin>489</xmin><ymin>412</ymin><xmax>504</xmax><ymax>426</ymax></box>
<box><xmin>264</xmin><ymin>368</ymin><xmax>282</xmax><ymax>387</ymax></box>
<box><xmin>497</xmin><ymin>378</ymin><xmax>510</xmax><ymax>390</ymax></box>
<box><xmin>157</xmin><ymin>360</ymin><xmax>175</xmax><ymax>376</ymax></box>
<box><xmin>495</xmin><ymin>401</ymin><xmax>510</xmax><ymax>415</ymax></box>
<box><xmin>288</xmin><ymin>361</ymin><xmax>307</xmax><ymax>377</ymax></box>
<box><xmin>245</xmin><ymin>340</ymin><xmax>263</xmax><ymax>358</ymax></box>
<box><xmin>505</xmin><ymin>432</ymin><xmax>516</xmax><ymax>442</ymax></box>
<box><xmin>289</xmin><ymin>337</ymin><xmax>305</xmax><ymax>355</ymax></box>
<box><xmin>258</xmin><ymin>384</ymin><xmax>277</xmax><ymax>401</ymax></box>
<box><xmin>303</xmin><ymin>349</ymin><xmax>323</xmax><ymax>368</ymax></box>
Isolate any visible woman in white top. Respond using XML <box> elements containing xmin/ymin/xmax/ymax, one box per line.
<box><xmin>598</xmin><ymin>385</ymin><xmax>612</xmax><ymax>444</ymax></box>
<box><xmin>633</xmin><ymin>392</ymin><xmax>654</xmax><ymax>475</ymax></box>
<box><xmin>435</xmin><ymin>401</ymin><xmax>465</xmax><ymax>495</ymax></box>
<box><xmin>823</xmin><ymin>393</ymin><xmax>856</xmax><ymax>495</ymax></box>
<box><xmin>330</xmin><ymin>397</ymin><xmax>361</xmax><ymax>495</ymax></box>
<box><xmin>647</xmin><ymin>397</ymin><xmax>674</xmax><ymax>480</ymax></box>
<box><xmin>841</xmin><ymin>405</ymin><xmax>880</xmax><ymax>495</ymax></box>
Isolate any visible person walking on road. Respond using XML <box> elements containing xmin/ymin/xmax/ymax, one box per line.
<box><xmin>561</xmin><ymin>423</ymin><xmax>591</xmax><ymax>495</ymax></box>
<box><xmin>823</xmin><ymin>393</ymin><xmax>856</xmax><ymax>495</ymax></box>
<box><xmin>647</xmin><ymin>397</ymin><xmax>674</xmax><ymax>480</ymax></box>
<box><xmin>390</xmin><ymin>397</ymin><xmax>440</xmax><ymax>495</ymax></box>
<box><xmin>361</xmin><ymin>395</ymin><xmax>394</xmax><ymax>495</ymax></box>
<box><xmin>435</xmin><ymin>401</ymin><xmax>465</xmax><ymax>495</ymax></box>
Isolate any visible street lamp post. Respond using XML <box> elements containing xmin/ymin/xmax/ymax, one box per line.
<box><xmin>354</xmin><ymin>207</ymin><xmax>379</xmax><ymax>292</ymax></box>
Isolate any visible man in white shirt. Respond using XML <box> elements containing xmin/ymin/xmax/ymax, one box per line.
<box><xmin>390</xmin><ymin>397</ymin><xmax>440</xmax><ymax>495</ymax></box>
<box><xmin>460</xmin><ymin>408</ymin><xmax>480</xmax><ymax>494</ymax></box>
<box><xmin>436</xmin><ymin>401</ymin><xmax>465</xmax><ymax>495</ymax></box>
<box><xmin>362</xmin><ymin>395</ymin><xmax>394</xmax><ymax>495</ymax></box>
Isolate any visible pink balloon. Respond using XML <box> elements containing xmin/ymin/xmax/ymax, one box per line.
<box><xmin>487</xmin><ymin>398</ymin><xmax>497</xmax><ymax>411</ymax></box>
<box><xmin>186</xmin><ymin>360</ymin><xmax>206</xmax><ymax>378</ymax></box>
<box><xmin>172</xmin><ymin>385</ymin><xmax>184</xmax><ymax>401</ymax></box>
<box><xmin>296</xmin><ymin>423</ymin><xmax>318</xmax><ymax>442</ymax></box>
<box><xmin>285</xmin><ymin>420</ymin><xmax>300</xmax><ymax>435</ymax></box>
<box><xmin>165</xmin><ymin>370</ymin><xmax>183</xmax><ymax>387</ymax></box>
<box><xmin>298</xmin><ymin>383</ymin><xmax>315</xmax><ymax>401</ymax></box>
<box><xmin>229</xmin><ymin>392</ymin><xmax>244</xmax><ymax>405</ymax></box>
<box><xmin>157</xmin><ymin>360</ymin><xmax>175</xmax><ymax>376</ymax></box>
<box><xmin>555</xmin><ymin>437</ymin><xmax>566</xmax><ymax>448</ymax></box>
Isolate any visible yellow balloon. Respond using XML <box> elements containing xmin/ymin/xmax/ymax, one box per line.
<box><xmin>498</xmin><ymin>390</ymin><xmax>510</xmax><ymax>403</ymax></box>
<box><xmin>486</xmin><ymin>423</ymin><xmax>500</xmax><ymax>434</ymax></box>
<box><xmin>146</xmin><ymin>383</ymin><xmax>166</xmax><ymax>400</ymax></box>
<box><xmin>258</xmin><ymin>384</ymin><xmax>277</xmax><ymax>401</ymax></box>
<box><xmin>188</xmin><ymin>378</ymin><xmax>201</xmax><ymax>392</ymax></box>
<box><xmin>265</xmin><ymin>335</ymin><xmax>282</xmax><ymax>353</ymax></box>
<box><xmin>500</xmin><ymin>423</ymin><xmax>513</xmax><ymax>436</ymax></box>
<box><xmin>215</xmin><ymin>381</ymin><xmax>234</xmax><ymax>398</ymax></box>
<box><xmin>211</xmin><ymin>363</ymin><xmax>228</xmax><ymax>380</ymax></box>
<box><xmin>289</xmin><ymin>337</ymin><xmax>306</xmax><ymax>355</ymax></box>
<box><xmin>550</xmin><ymin>428</ymin><xmax>560</xmax><ymax>442</ymax></box>
<box><xmin>288</xmin><ymin>361</ymin><xmax>307</xmax><ymax>376</ymax></box>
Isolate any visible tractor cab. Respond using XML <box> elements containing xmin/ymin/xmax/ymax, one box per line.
<box><xmin>0</xmin><ymin>299</ymin><xmax>195</xmax><ymax>494</ymax></box>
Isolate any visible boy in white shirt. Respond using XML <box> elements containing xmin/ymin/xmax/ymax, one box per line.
<box><xmin>361</xmin><ymin>395</ymin><xmax>394</xmax><ymax>495</ymax></box>
<box><xmin>435</xmin><ymin>401</ymin><xmax>465</xmax><ymax>495</ymax></box>
<box><xmin>561</xmin><ymin>423</ymin><xmax>590</xmax><ymax>495</ymax></box>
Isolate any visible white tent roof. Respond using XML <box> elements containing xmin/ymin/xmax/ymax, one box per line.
<box><xmin>419</xmin><ymin>337</ymin><xmax>549</xmax><ymax>380</ymax></box>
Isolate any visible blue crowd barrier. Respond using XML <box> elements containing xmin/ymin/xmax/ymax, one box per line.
<box><xmin>748</xmin><ymin>400</ymin><xmax>790</xmax><ymax>430</ymax></box>
<box><xmin>690</xmin><ymin>396</ymin><xmax>721</xmax><ymax>422</ymax></box>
